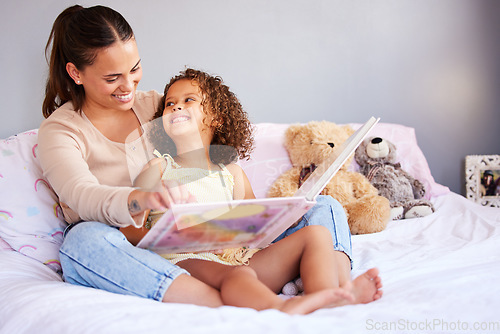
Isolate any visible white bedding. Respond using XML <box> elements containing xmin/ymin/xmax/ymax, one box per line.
<box><xmin>2</xmin><ymin>192</ymin><xmax>499</xmax><ymax>334</ymax></box>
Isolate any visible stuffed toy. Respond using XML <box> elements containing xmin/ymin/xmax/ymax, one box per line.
<box><xmin>267</xmin><ymin>121</ymin><xmax>391</xmax><ymax>235</ymax></box>
<box><xmin>282</xmin><ymin>277</ymin><xmax>304</xmax><ymax>296</ymax></box>
<box><xmin>354</xmin><ymin>136</ymin><xmax>434</xmax><ymax>220</ymax></box>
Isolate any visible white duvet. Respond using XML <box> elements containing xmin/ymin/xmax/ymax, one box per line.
<box><xmin>1</xmin><ymin>192</ymin><xmax>499</xmax><ymax>334</ymax></box>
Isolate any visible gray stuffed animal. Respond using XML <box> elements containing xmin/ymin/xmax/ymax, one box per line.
<box><xmin>354</xmin><ymin>137</ymin><xmax>434</xmax><ymax>220</ymax></box>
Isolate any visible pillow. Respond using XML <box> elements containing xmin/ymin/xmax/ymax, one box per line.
<box><xmin>0</xmin><ymin>130</ymin><xmax>66</xmax><ymax>274</ymax></box>
<box><xmin>239</xmin><ymin>122</ymin><xmax>449</xmax><ymax>199</ymax></box>
<box><xmin>239</xmin><ymin>123</ymin><xmax>292</xmax><ymax>199</ymax></box>
<box><xmin>0</xmin><ymin>236</ymin><xmax>13</xmax><ymax>251</ymax></box>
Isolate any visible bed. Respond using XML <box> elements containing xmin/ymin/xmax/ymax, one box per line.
<box><xmin>1</xmin><ymin>122</ymin><xmax>499</xmax><ymax>334</ymax></box>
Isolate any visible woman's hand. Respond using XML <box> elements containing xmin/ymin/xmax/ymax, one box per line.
<box><xmin>157</xmin><ymin>179</ymin><xmax>197</xmax><ymax>208</ymax></box>
<box><xmin>124</xmin><ymin>180</ymin><xmax>196</xmax><ymax>244</ymax></box>
<box><xmin>128</xmin><ymin>180</ymin><xmax>196</xmax><ymax>217</ymax></box>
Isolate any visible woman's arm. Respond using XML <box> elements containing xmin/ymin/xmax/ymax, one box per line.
<box><xmin>38</xmin><ymin>110</ymin><xmax>187</xmax><ymax>228</ymax></box>
<box><xmin>38</xmin><ymin>119</ymin><xmax>141</xmax><ymax>227</ymax></box>
<box><xmin>128</xmin><ymin>157</ymin><xmax>165</xmax><ymax>228</ymax></box>
<box><xmin>38</xmin><ymin>91</ymin><xmax>166</xmax><ymax>228</ymax></box>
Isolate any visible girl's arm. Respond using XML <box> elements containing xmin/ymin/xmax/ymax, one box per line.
<box><xmin>226</xmin><ymin>164</ymin><xmax>256</xmax><ymax>200</ymax></box>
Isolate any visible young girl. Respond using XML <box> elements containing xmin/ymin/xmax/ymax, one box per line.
<box><xmin>135</xmin><ymin>68</ymin><xmax>383</xmax><ymax>313</ymax></box>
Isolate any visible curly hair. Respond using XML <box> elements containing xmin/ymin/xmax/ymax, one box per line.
<box><xmin>149</xmin><ymin>68</ymin><xmax>254</xmax><ymax>165</ymax></box>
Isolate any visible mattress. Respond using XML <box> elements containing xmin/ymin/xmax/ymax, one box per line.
<box><xmin>1</xmin><ymin>192</ymin><xmax>499</xmax><ymax>334</ymax></box>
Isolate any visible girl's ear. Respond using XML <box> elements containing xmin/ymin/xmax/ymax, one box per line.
<box><xmin>66</xmin><ymin>62</ymin><xmax>83</xmax><ymax>85</ymax></box>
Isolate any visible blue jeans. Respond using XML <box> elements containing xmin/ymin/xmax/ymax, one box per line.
<box><xmin>274</xmin><ymin>195</ymin><xmax>352</xmax><ymax>264</ymax></box>
<box><xmin>59</xmin><ymin>195</ymin><xmax>351</xmax><ymax>300</ymax></box>
<box><xmin>59</xmin><ymin>221</ymin><xmax>189</xmax><ymax>301</ymax></box>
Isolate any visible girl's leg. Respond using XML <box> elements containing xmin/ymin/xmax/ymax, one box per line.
<box><xmin>59</xmin><ymin>221</ymin><xmax>222</xmax><ymax>307</ymax></box>
<box><xmin>179</xmin><ymin>260</ymin><xmax>278</xmax><ymax>309</ymax></box>
<box><xmin>280</xmin><ymin>196</ymin><xmax>383</xmax><ymax>302</ymax></box>
<box><xmin>250</xmin><ymin>225</ymin><xmax>348</xmax><ymax>293</ymax></box>
<box><xmin>178</xmin><ymin>258</ymin><xmax>352</xmax><ymax>314</ymax></box>
<box><xmin>250</xmin><ymin>225</ymin><xmax>382</xmax><ymax>304</ymax></box>
<box><xmin>271</xmin><ymin>196</ymin><xmax>353</xmax><ymax>291</ymax></box>
<box><xmin>273</xmin><ymin>195</ymin><xmax>353</xmax><ymax>267</ymax></box>
<box><xmin>162</xmin><ymin>274</ymin><xmax>222</xmax><ymax>305</ymax></box>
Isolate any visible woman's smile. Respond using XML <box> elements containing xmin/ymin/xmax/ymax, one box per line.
<box><xmin>113</xmin><ymin>91</ymin><xmax>134</xmax><ymax>103</ymax></box>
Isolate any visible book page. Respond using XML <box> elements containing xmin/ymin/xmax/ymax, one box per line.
<box><xmin>137</xmin><ymin>197</ymin><xmax>309</xmax><ymax>253</ymax></box>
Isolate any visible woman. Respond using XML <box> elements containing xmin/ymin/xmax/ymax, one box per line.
<box><xmin>38</xmin><ymin>5</ymin><xmax>379</xmax><ymax>311</ymax></box>
<box><xmin>39</xmin><ymin>4</ymin><xmax>223</xmax><ymax>307</ymax></box>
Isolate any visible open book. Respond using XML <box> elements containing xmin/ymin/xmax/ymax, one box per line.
<box><xmin>137</xmin><ymin>117</ymin><xmax>379</xmax><ymax>253</ymax></box>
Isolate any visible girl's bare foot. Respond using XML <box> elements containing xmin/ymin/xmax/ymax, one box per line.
<box><xmin>343</xmin><ymin>267</ymin><xmax>383</xmax><ymax>304</ymax></box>
<box><xmin>278</xmin><ymin>288</ymin><xmax>355</xmax><ymax>315</ymax></box>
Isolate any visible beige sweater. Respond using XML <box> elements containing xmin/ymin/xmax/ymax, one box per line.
<box><xmin>38</xmin><ymin>90</ymin><xmax>161</xmax><ymax>227</ymax></box>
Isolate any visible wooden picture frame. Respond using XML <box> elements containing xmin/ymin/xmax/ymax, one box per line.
<box><xmin>465</xmin><ymin>155</ymin><xmax>500</xmax><ymax>207</ymax></box>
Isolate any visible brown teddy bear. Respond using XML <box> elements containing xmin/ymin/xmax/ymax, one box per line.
<box><xmin>354</xmin><ymin>136</ymin><xmax>434</xmax><ymax>220</ymax></box>
<box><xmin>267</xmin><ymin>121</ymin><xmax>391</xmax><ymax>234</ymax></box>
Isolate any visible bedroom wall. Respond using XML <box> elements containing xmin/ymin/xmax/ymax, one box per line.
<box><xmin>1</xmin><ymin>0</ymin><xmax>498</xmax><ymax>196</ymax></box>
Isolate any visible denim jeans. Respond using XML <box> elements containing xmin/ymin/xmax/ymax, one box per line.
<box><xmin>59</xmin><ymin>221</ymin><xmax>189</xmax><ymax>301</ymax></box>
<box><xmin>273</xmin><ymin>195</ymin><xmax>352</xmax><ymax>264</ymax></box>
<box><xmin>59</xmin><ymin>195</ymin><xmax>351</xmax><ymax>300</ymax></box>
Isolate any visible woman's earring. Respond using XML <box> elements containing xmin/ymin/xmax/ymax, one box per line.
<box><xmin>76</xmin><ymin>80</ymin><xmax>81</xmax><ymax>84</ymax></box>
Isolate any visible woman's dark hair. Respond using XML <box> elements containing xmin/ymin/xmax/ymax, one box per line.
<box><xmin>43</xmin><ymin>5</ymin><xmax>134</xmax><ymax>118</ymax></box>
<box><xmin>150</xmin><ymin>68</ymin><xmax>254</xmax><ymax>165</ymax></box>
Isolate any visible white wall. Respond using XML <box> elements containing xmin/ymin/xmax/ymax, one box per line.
<box><xmin>1</xmin><ymin>0</ymin><xmax>499</xmax><ymax>195</ymax></box>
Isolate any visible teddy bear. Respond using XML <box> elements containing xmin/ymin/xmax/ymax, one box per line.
<box><xmin>267</xmin><ymin>121</ymin><xmax>391</xmax><ymax>235</ymax></box>
<box><xmin>354</xmin><ymin>136</ymin><xmax>434</xmax><ymax>220</ymax></box>
<box><xmin>282</xmin><ymin>277</ymin><xmax>304</xmax><ymax>296</ymax></box>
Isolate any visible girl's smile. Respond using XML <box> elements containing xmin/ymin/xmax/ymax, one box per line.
<box><xmin>162</xmin><ymin>79</ymin><xmax>214</xmax><ymax>150</ymax></box>
<box><xmin>169</xmin><ymin>113</ymin><xmax>191</xmax><ymax>124</ymax></box>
